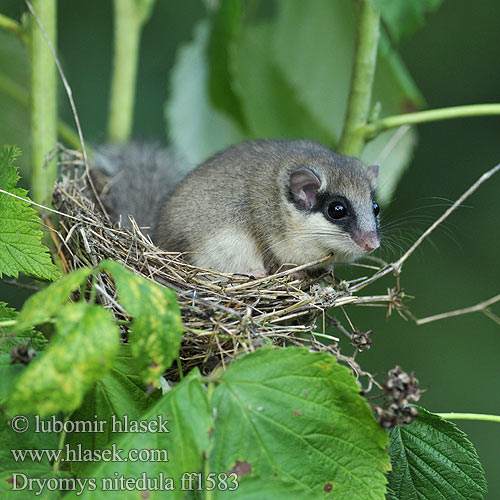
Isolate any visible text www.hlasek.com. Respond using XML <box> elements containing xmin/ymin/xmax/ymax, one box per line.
<box><xmin>11</xmin><ymin>444</ymin><xmax>168</xmax><ymax>463</ymax></box>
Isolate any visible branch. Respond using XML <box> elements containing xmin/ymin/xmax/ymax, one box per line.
<box><xmin>394</xmin><ymin>163</ymin><xmax>500</xmax><ymax>272</ymax></box>
<box><xmin>415</xmin><ymin>293</ymin><xmax>500</xmax><ymax>326</ymax></box>
<box><xmin>437</xmin><ymin>413</ymin><xmax>500</xmax><ymax>424</ymax></box>
<box><xmin>0</xmin><ymin>12</ymin><xmax>22</xmax><ymax>38</ymax></box>
<box><xmin>350</xmin><ymin>162</ymin><xmax>500</xmax><ymax>292</ymax></box>
<box><xmin>107</xmin><ymin>0</ymin><xmax>156</xmax><ymax>143</ymax></box>
<box><xmin>0</xmin><ymin>320</ymin><xmax>17</xmax><ymax>328</ymax></box>
<box><xmin>364</xmin><ymin>103</ymin><xmax>500</xmax><ymax>138</ymax></box>
<box><xmin>338</xmin><ymin>0</ymin><xmax>380</xmax><ymax>157</ymax></box>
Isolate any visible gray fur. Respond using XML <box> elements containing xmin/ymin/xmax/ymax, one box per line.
<box><xmin>92</xmin><ymin>142</ymin><xmax>189</xmax><ymax>236</ymax></box>
<box><xmin>155</xmin><ymin>140</ymin><xmax>380</xmax><ymax>274</ymax></box>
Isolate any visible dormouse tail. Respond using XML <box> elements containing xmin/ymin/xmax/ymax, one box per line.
<box><xmin>91</xmin><ymin>142</ymin><xmax>190</xmax><ymax>237</ymax></box>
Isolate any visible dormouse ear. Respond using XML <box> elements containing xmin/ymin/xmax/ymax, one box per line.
<box><xmin>289</xmin><ymin>168</ymin><xmax>321</xmax><ymax>210</ymax></box>
<box><xmin>366</xmin><ymin>164</ymin><xmax>379</xmax><ymax>190</ymax></box>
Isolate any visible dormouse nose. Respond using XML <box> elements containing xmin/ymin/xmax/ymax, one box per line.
<box><xmin>353</xmin><ymin>231</ymin><xmax>380</xmax><ymax>253</ymax></box>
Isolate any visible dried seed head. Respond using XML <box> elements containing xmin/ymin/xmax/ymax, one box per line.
<box><xmin>351</xmin><ymin>329</ymin><xmax>373</xmax><ymax>351</ymax></box>
<box><xmin>10</xmin><ymin>342</ymin><xmax>36</xmax><ymax>365</ymax></box>
<box><xmin>383</xmin><ymin>365</ymin><xmax>421</xmax><ymax>405</ymax></box>
<box><xmin>373</xmin><ymin>366</ymin><xmax>422</xmax><ymax>428</ymax></box>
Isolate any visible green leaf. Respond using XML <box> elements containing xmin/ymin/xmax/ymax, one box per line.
<box><xmin>214</xmin><ymin>475</ymin><xmax>313</xmax><ymax>499</ymax></box>
<box><xmin>66</xmin><ymin>344</ymin><xmax>159</xmax><ymax>474</ymax></box>
<box><xmin>231</xmin><ymin>23</ymin><xmax>331</xmax><ymax>144</ymax></box>
<box><xmin>8</xmin><ymin>303</ymin><xmax>119</xmax><ymax>416</ymax></box>
<box><xmin>0</xmin><ymin>145</ymin><xmax>60</xmax><ymax>281</ymax></box>
<box><xmin>273</xmin><ymin>0</ymin><xmax>356</xmax><ymax>145</ymax></box>
<box><xmin>15</xmin><ymin>267</ymin><xmax>93</xmax><ymax>330</ymax></box>
<box><xmin>70</xmin><ymin>369</ymin><xmax>212</xmax><ymax>500</ymax></box>
<box><xmin>387</xmin><ymin>406</ymin><xmax>487</xmax><ymax>500</ymax></box>
<box><xmin>166</xmin><ymin>20</ymin><xmax>245</xmax><ymax>166</ymax></box>
<box><xmin>373</xmin><ymin>0</ymin><xmax>443</xmax><ymax>44</ymax></box>
<box><xmin>0</xmin><ymin>412</ymin><xmax>70</xmax><ymax>499</ymax></box>
<box><xmin>0</xmin><ymin>353</ymin><xmax>24</xmax><ymax>403</ymax></box>
<box><xmin>361</xmin><ymin>128</ymin><xmax>417</xmax><ymax>205</ymax></box>
<box><xmin>207</xmin><ymin>0</ymin><xmax>247</xmax><ymax>129</ymax></box>
<box><xmin>100</xmin><ymin>260</ymin><xmax>183</xmax><ymax>386</ymax></box>
<box><xmin>373</xmin><ymin>33</ymin><xmax>426</xmax><ymax>116</ymax></box>
<box><xmin>211</xmin><ymin>347</ymin><xmax>390</xmax><ymax>499</ymax></box>
<box><xmin>0</xmin><ymin>302</ymin><xmax>46</xmax><ymax>353</ymax></box>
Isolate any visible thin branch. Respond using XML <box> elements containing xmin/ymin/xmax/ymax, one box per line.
<box><xmin>437</xmin><ymin>412</ymin><xmax>500</xmax><ymax>424</ymax></box>
<box><xmin>0</xmin><ymin>12</ymin><xmax>22</xmax><ymax>38</ymax></box>
<box><xmin>0</xmin><ymin>188</ymin><xmax>80</xmax><ymax>221</ymax></box>
<box><xmin>350</xmin><ymin>161</ymin><xmax>500</xmax><ymax>292</ymax></box>
<box><xmin>0</xmin><ymin>320</ymin><xmax>17</xmax><ymax>328</ymax></box>
<box><xmin>0</xmin><ymin>188</ymin><xmax>123</xmax><ymax>234</ymax></box>
<box><xmin>364</xmin><ymin>103</ymin><xmax>500</xmax><ymax>138</ymax></box>
<box><xmin>415</xmin><ymin>293</ymin><xmax>500</xmax><ymax>325</ymax></box>
<box><xmin>394</xmin><ymin>163</ymin><xmax>500</xmax><ymax>271</ymax></box>
<box><xmin>3</xmin><ymin>279</ymin><xmax>42</xmax><ymax>292</ymax></box>
<box><xmin>338</xmin><ymin>0</ymin><xmax>380</xmax><ymax>156</ymax></box>
<box><xmin>483</xmin><ymin>308</ymin><xmax>500</xmax><ymax>326</ymax></box>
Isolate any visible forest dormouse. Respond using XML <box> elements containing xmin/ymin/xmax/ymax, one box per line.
<box><xmin>154</xmin><ymin>140</ymin><xmax>380</xmax><ymax>276</ymax></box>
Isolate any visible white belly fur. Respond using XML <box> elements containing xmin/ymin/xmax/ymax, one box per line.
<box><xmin>192</xmin><ymin>228</ymin><xmax>266</xmax><ymax>275</ymax></box>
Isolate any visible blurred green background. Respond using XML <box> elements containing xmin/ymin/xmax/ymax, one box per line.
<box><xmin>1</xmin><ymin>0</ymin><xmax>499</xmax><ymax>496</ymax></box>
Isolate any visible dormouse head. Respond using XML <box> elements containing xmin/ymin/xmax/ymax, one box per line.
<box><xmin>287</xmin><ymin>154</ymin><xmax>380</xmax><ymax>262</ymax></box>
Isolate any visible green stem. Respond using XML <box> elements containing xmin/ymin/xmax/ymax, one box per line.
<box><xmin>176</xmin><ymin>357</ymin><xmax>184</xmax><ymax>380</ymax></box>
<box><xmin>0</xmin><ymin>72</ymin><xmax>27</xmax><ymax>106</ymax></box>
<box><xmin>29</xmin><ymin>0</ymin><xmax>58</xmax><ymax>206</ymax></box>
<box><xmin>437</xmin><ymin>412</ymin><xmax>500</xmax><ymax>424</ymax></box>
<box><xmin>0</xmin><ymin>320</ymin><xmax>17</xmax><ymax>328</ymax></box>
<box><xmin>0</xmin><ymin>71</ymin><xmax>82</xmax><ymax>151</ymax></box>
<box><xmin>52</xmin><ymin>413</ymin><xmax>72</xmax><ymax>474</ymax></box>
<box><xmin>107</xmin><ymin>0</ymin><xmax>156</xmax><ymax>143</ymax></box>
<box><xmin>0</xmin><ymin>12</ymin><xmax>22</xmax><ymax>38</ymax></box>
<box><xmin>364</xmin><ymin>103</ymin><xmax>500</xmax><ymax>138</ymax></box>
<box><xmin>204</xmin><ymin>380</ymin><xmax>215</xmax><ymax>500</ymax></box>
<box><xmin>338</xmin><ymin>0</ymin><xmax>380</xmax><ymax>157</ymax></box>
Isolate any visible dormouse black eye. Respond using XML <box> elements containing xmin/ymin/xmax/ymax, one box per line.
<box><xmin>327</xmin><ymin>202</ymin><xmax>347</xmax><ymax>220</ymax></box>
<box><xmin>373</xmin><ymin>201</ymin><xmax>380</xmax><ymax>216</ymax></box>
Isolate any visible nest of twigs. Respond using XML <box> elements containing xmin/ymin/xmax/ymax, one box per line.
<box><xmin>52</xmin><ymin>147</ymin><xmax>404</xmax><ymax>389</ymax></box>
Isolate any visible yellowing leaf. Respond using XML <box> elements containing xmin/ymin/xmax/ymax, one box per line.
<box><xmin>16</xmin><ymin>267</ymin><xmax>93</xmax><ymax>330</ymax></box>
<box><xmin>100</xmin><ymin>260</ymin><xmax>183</xmax><ymax>386</ymax></box>
<box><xmin>8</xmin><ymin>303</ymin><xmax>119</xmax><ymax>416</ymax></box>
